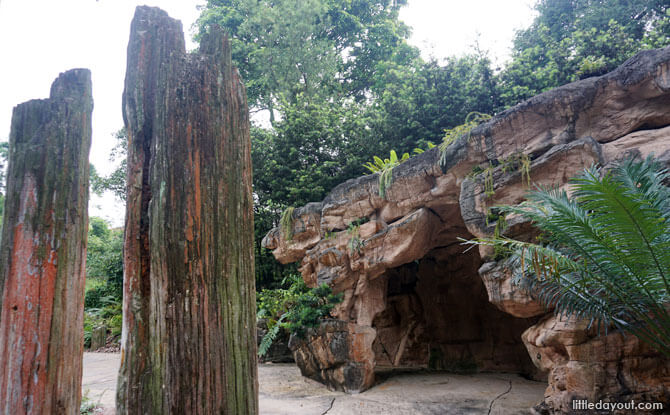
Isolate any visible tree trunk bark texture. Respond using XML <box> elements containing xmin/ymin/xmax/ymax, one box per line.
<box><xmin>0</xmin><ymin>69</ymin><xmax>92</xmax><ymax>414</ymax></box>
<box><xmin>116</xmin><ymin>6</ymin><xmax>258</xmax><ymax>414</ymax></box>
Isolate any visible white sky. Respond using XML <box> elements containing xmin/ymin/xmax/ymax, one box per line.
<box><xmin>0</xmin><ymin>0</ymin><xmax>536</xmax><ymax>226</ymax></box>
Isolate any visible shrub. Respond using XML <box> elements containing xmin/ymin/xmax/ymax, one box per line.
<box><xmin>257</xmin><ymin>274</ymin><xmax>342</xmax><ymax>356</ymax></box>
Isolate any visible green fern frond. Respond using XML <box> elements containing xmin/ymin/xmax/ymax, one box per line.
<box><xmin>258</xmin><ymin>314</ymin><xmax>287</xmax><ymax>357</ymax></box>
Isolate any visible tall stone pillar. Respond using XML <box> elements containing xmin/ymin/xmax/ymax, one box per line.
<box><xmin>0</xmin><ymin>69</ymin><xmax>92</xmax><ymax>414</ymax></box>
<box><xmin>116</xmin><ymin>7</ymin><xmax>258</xmax><ymax>414</ymax></box>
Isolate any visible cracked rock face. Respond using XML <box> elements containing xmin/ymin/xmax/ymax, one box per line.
<box><xmin>524</xmin><ymin>315</ymin><xmax>670</xmax><ymax>414</ymax></box>
<box><xmin>264</xmin><ymin>46</ymin><xmax>670</xmax><ymax>410</ymax></box>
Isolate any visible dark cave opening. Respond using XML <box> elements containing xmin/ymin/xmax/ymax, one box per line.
<box><xmin>371</xmin><ymin>245</ymin><xmax>542</xmax><ymax>379</ymax></box>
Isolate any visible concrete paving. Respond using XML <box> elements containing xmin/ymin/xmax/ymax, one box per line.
<box><xmin>82</xmin><ymin>353</ymin><xmax>545</xmax><ymax>414</ymax></box>
<box><xmin>81</xmin><ymin>352</ymin><xmax>119</xmax><ymax>414</ymax></box>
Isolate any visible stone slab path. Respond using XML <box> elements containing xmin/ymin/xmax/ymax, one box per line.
<box><xmin>82</xmin><ymin>353</ymin><xmax>545</xmax><ymax>414</ymax></box>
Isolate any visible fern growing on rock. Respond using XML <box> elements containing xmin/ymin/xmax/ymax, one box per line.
<box><xmin>257</xmin><ymin>275</ymin><xmax>342</xmax><ymax>357</ymax></box>
<box><xmin>258</xmin><ymin>314</ymin><xmax>287</xmax><ymax>357</ymax></box>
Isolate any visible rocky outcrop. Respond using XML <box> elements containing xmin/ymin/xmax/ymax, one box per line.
<box><xmin>264</xmin><ymin>46</ymin><xmax>670</xmax><ymax>411</ymax></box>
<box><xmin>524</xmin><ymin>316</ymin><xmax>670</xmax><ymax>414</ymax></box>
<box><xmin>288</xmin><ymin>320</ymin><xmax>376</xmax><ymax>393</ymax></box>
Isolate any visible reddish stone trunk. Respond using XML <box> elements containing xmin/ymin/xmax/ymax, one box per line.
<box><xmin>116</xmin><ymin>7</ymin><xmax>258</xmax><ymax>414</ymax></box>
<box><xmin>0</xmin><ymin>69</ymin><xmax>92</xmax><ymax>415</ymax></box>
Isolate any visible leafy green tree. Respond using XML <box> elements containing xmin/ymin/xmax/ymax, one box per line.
<box><xmin>372</xmin><ymin>50</ymin><xmax>499</xmax><ymax>154</ymax></box>
<box><xmin>467</xmin><ymin>157</ymin><xmax>670</xmax><ymax>356</ymax></box>
<box><xmin>86</xmin><ymin>216</ymin><xmax>123</xmax><ymax>301</ymax></box>
<box><xmin>254</xmin><ymin>200</ymin><xmax>299</xmax><ymax>289</ymax></box>
<box><xmin>90</xmin><ymin>128</ymin><xmax>127</xmax><ymax>201</ymax></box>
<box><xmin>253</xmin><ymin>98</ymin><xmax>379</xmax><ymax>208</ymax></box>
<box><xmin>499</xmin><ymin>0</ymin><xmax>669</xmax><ymax>107</ymax></box>
<box><xmin>83</xmin><ymin>216</ymin><xmax>124</xmax><ymax>349</ymax></box>
<box><xmin>197</xmin><ymin>0</ymin><xmax>410</xmax><ymax>121</ymax></box>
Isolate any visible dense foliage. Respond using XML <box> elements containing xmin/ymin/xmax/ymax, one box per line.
<box><xmin>257</xmin><ymin>275</ymin><xmax>342</xmax><ymax>356</ymax></box>
<box><xmin>499</xmin><ymin>0</ymin><xmax>669</xmax><ymax>106</ymax></box>
<box><xmin>83</xmin><ymin>217</ymin><xmax>123</xmax><ymax>348</ymax></box>
<box><xmin>194</xmin><ymin>0</ymin><xmax>669</xmax><ymax>290</ymax></box>
<box><xmin>467</xmin><ymin>157</ymin><xmax>670</xmax><ymax>356</ymax></box>
<box><xmin>90</xmin><ymin>128</ymin><xmax>127</xmax><ymax>202</ymax></box>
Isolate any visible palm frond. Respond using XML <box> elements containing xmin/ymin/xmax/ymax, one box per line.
<box><xmin>465</xmin><ymin>157</ymin><xmax>670</xmax><ymax>357</ymax></box>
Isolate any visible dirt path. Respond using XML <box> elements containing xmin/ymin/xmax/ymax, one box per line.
<box><xmin>82</xmin><ymin>353</ymin><xmax>545</xmax><ymax>414</ymax></box>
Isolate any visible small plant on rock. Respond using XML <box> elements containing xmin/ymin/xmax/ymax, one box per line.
<box><xmin>346</xmin><ymin>219</ymin><xmax>367</xmax><ymax>254</ymax></box>
<box><xmin>279</xmin><ymin>206</ymin><xmax>295</xmax><ymax>240</ymax></box>
<box><xmin>439</xmin><ymin>112</ymin><xmax>492</xmax><ymax>167</ymax></box>
<box><xmin>501</xmin><ymin>152</ymin><xmax>532</xmax><ymax>187</ymax></box>
<box><xmin>80</xmin><ymin>389</ymin><xmax>97</xmax><ymax>414</ymax></box>
<box><xmin>363</xmin><ymin>150</ymin><xmax>409</xmax><ymax>199</ymax></box>
<box><xmin>413</xmin><ymin>141</ymin><xmax>436</xmax><ymax>154</ymax></box>
<box><xmin>483</xmin><ymin>163</ymin><xmax>495</xmax><ymax>197</ymax></box>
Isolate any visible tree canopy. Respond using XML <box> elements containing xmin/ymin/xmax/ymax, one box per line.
<box><xmin>499</xmin><ymin>0</ymin><xmax>668</xmax><ymax>105</ymax></box>
<box><xmin>190</xmin><ymin>0</ymin><xmax>670</xmax><ymax>288</ymax></box>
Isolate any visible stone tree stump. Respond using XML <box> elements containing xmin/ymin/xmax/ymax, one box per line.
<box><xmin>0</xmin><ymin>69</ymin><xmax>92</xmax><ymax>414</ymax></box>
<box><xmin>116</xmin><ymin>7</ymin><xmax>258</xmax><ymax>414</ymax></box>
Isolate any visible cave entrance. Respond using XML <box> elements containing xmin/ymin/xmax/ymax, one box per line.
<box><xmin>371</xmin><ymin>244</ymin><xmax>540</xmax><ymax>378</ymax></box>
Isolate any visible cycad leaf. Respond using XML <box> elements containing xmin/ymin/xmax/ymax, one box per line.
<box><xmin>466</xmin><ymin>157</ymin><xmax>670</xmax><ymax>357</ymax></box>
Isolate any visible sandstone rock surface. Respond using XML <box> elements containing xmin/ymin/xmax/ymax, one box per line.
<box><xmin>264</xmin><ymin>47</ymin><xmax>670</xmax><ymax>412</ymax></box>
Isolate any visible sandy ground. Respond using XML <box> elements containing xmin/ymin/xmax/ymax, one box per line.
<box><xmin>82</xmin><ymin>353</ymin><xmax>545</xmax><ymax>414</ymax></box>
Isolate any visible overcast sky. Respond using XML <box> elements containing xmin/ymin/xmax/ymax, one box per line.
<box><xmin>0</xmin><ymin>0</ymin><xmax>536</xmax><ymax>225</ymax></box>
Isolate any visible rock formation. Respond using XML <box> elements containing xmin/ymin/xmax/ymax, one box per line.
<box><xmin>116</xmin><ymin>7</ymin><xmax>257</xmax><ymax>414</ymax></box>
<box><xmin>264</xmin><ymin>46</ymin><xmax>670</xmax><ymax>410</ymax></box>
<box><xmin>0</xmin><ymin>69</ymin><xmax>92</xmax><ymax>414</ymax></box>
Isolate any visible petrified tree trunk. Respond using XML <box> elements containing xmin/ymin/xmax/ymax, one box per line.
<box><xmin>0</xmin><ymin>69</ymin><xmax>92</xmax><ymax>414</ymax></box>
<box><xmin>116</xmin><ymin>6</ymin><xmax>258</xmax><ymax>414</ymax></box>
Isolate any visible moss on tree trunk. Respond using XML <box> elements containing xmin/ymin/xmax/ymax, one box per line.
<box><xmin>0</xmin><ymin>69</ymin><xmax>92</xmax><ymax>414</ymax></box>
<box><xmin>116</xmin><ymin>6</ymin><xmax>258</xmax><ymax>414</ymax></box>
